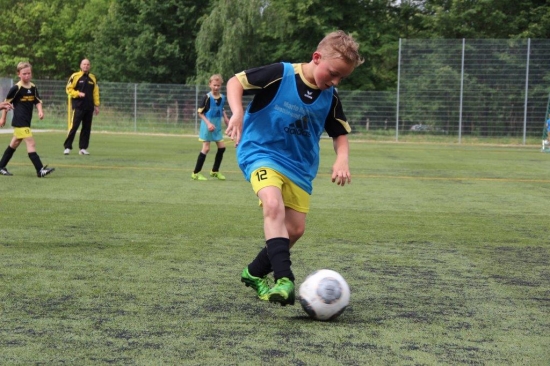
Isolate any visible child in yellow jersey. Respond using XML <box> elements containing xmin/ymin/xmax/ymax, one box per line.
<box><xmin>0</xmin><ymin>62</ymin><xmax>55</xmax><ymax>178</ymax></box>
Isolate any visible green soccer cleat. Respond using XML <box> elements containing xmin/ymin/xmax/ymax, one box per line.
<box><xmin>260</xmin><ymin>277</ymin><xmax>295</xmax><ymax>306</ymax></box>
<box><xmin>241</xmin><ymin>267</ymin><xmax>271</xmax><ymax>298</ymax></box>
<box><xmin>210</xmin><ymin>171</ymin><xmax>226</xmax><ymax>180</ymax></box>
<box><xmin>191</xmin><ymin>172</ymin><xmax>207</xmax><ymax>181</ymax></box>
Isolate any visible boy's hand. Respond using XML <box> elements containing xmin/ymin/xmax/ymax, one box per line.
<box><xmin>0</xmin><ymin>102</ymin><xmax>13</xmax><ymax>111</ymax></box>
<box><xmin>331</xmin><ymin>135</ymin><xmax>351</xmax><ymax>186</ymax></box>
<box><xmin>226</xmin><ymin>115</ymin><xmax>243</xmax><ymax>146</ymax></box>
<box><xmin>0</xmin><ymin>119</ymin><xmax>5</xmax><ymax>128</ymax></box>
<box><xmin>207</xmin><ymin>122</ymin><xmax>215</xmax><ymax>132</ymax></box>
<box><xmin>331</xmin><ymin>160</ymin><xmax>351</xmax><ymax>186</ymax></box>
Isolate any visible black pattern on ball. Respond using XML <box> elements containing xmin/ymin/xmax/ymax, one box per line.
<box><xmin>298</xmin><ymin>296</ymin><xmax>317</xmax><ymax>318</ymax></box>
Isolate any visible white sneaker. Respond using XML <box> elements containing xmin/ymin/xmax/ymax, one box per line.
<box><xmin>79</xmin><ymin>149</ymin><xmax>90</xmax><ymax>155</ymax></box>
<box><xmin>63</xmin><ymin>148</ymin><xmax>71</xmax><ymax>155</ymax></box>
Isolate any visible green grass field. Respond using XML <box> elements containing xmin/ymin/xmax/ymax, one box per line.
<box><xmin>1</xmin><ymin>131</ymin><xmax>549</xmax><ymax>365</ymax></box>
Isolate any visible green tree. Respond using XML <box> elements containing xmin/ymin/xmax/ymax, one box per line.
<box><xmin>259</xmin><ymin>0</ymin><xmax>371</xmax><ymax>89</ymax></box>
<box><xmin>194</xmin><ymin>0</ymin><xmax>267</xmax><ymax>84</ymax></box>
<box><xmin>91</xmin><ymin>0</ymin><xmax>205</xmax><ymax>83</ymax></box>
<box><xmin>195</xmin><ymin>0</ymin><xmax>408</xmax><ymax>90</ymax></box>
<box><xmin>416</xmin><ymin>0</ymin><xmax>550</xmax><ymax>38</ymax></box>
<box><xmin>0</xmin><ymin>0</ymin><xmax>108</xmax><ymax>79</ymax></box>
<box><xmin>1</xmin><ymin>0</ymin><xmax>547</xmax><ymax>92</ymax></box>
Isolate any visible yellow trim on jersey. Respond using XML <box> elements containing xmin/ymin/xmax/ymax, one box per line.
<box><xmin>295</xmin><ymin>63</ymin><xmax>318</xmax><ymax>90</ymax></box>
<box><xmin>235</xmin><ymin>72</ymin><xmax>262</xmax><ymax>91</ymax></box>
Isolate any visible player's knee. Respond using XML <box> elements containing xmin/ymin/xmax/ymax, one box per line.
<box><xmin>288</xmin><ymin>224</ymin><xmax>305</xmax><ymax>243</ymax></box>
<box><xmin>262</xmin><ymin>198</ymin><xmax>284</xmax><ymax>221</ymax></box>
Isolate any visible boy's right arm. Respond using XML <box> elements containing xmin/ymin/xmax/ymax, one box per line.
<box><xmin>1</xmin><ymin>86</ymin><xmax>17</xmax><ymax>126</ymax></box>
<box><xmin>0</xmin><ymin>109</ymin><xmax>7</xmax><ymax>127</ymax></box>
<box><xmin>198</xmin><ymin>112</ymin><xmax>215</xmax><ymax>132</ymax></box>
<box><xmin>225</xmin><ymin>76</ymin><xmax>245</xmax><ymax>146</ymax></box>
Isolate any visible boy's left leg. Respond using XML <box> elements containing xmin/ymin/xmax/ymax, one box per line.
<box><xmin>242</xmin><ymin>238</ymin><xmax>295</xmax><ymax>305</ymax></box>
<box><xmin>24</xmin><ymin>137</ymin><xmax>55</xmax><ymax>178</ymax></box>
<box><xmin>29</xmin><ymin>151</ymin><xmax>55</xmax><ymax>177</ymax></box>
<box><xmin>243</xmin><ymin>169</ymin><xmax>309</xmax><ymax>305</ymax></box>
<box><xmin>191</xmin><ymin>152</ymin><xmax>208</xmax><ymax>180</ymax></box>
<box><xmin>246</xmin><ymin>247</ymin><xmax>272</xmax><ymax>278</ymax></box>
<box><xmin>210</xmin><ymin>145</ymin><xmax>226</xmax><ymax>180</ymax></box>
<box><xmin>242</xmin><ymin>240</ymin><xmax>282</xmax><ymax>298</ymax></box>
<box><xmin>242</xmin><ymin>208</ymin><xmax>306</xmax><ymax>294</ymax></box>
<box><xmin>192</xmin><ymin>142</ymin><xmax>211</xmax><ymax>180</ymax></box>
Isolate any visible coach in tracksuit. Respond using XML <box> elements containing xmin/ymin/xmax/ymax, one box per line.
<box><xmin>63</xmin><ymin>58</ymin><xmax>100</xmax><ymax>156</ymax></box>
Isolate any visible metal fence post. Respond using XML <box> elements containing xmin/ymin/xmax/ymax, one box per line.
<box><xmin>459</xmin><ymin>38</ymin><xmax>465</xmax><ymax>144</ymax></box>
<box><xmin>523</xmin><ymin>38</ymin><xmax>531</xmax><ymax>145</ymax></box>
<box><xmin>134</xmin><ymin>84</ymin><xmax>137</xmax><ymax>133</ymax></box>
<box><xmin>195</xmin><ymin>84</ymin><xmax>200</xmax><ymax>135</ymax></box>
<box><xmin>396</xmin><ymin>38</ymin><xmax>402</xmax><ymax>142</ymax></box>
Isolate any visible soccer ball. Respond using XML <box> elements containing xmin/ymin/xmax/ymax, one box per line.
<box><xmin>298</xmin><ymin>269</ymin><xmax>350</xmax><ymax>321</ymax></box>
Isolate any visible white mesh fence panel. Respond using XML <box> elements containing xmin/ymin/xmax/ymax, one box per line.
<box><xmin>2</xmin><ymin>38</ymin><xmax>548</xmax><ymax>142</ymax></box>
<box><xmin>398</xmin><ymin>39</ymin><xmax>550</xmax><ymax>140</ymax></box>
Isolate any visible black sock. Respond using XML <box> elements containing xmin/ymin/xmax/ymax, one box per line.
<box><xmin>212</xmin><ymin>147</ymin><xmax>225</xmax><ymax>172</ymax></box>
<box><xmin>28</xmin><ymin>152</ymin><xmax>43</xmax><ymax>172</ymax></box>
<box><xmin>193</xmin><ymin>152</ymin><xmax>206</xmax><ymax>174</ymax></box>
<box><xmin>248</xmin><ymin>246</ymin><xmax>272</xmax><ymax>278</ymax></box>
<box><xmin>266</xmin><ymin>237</ymin><xmax>294</xmax><ymax>282</ymax></box>
<box><xmin>0</xmin><ymin>146</ymin><xmax>16</xmax><ymax>168</ymax></box>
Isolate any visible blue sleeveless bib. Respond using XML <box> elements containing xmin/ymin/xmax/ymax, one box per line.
<box><xmin>237</xmin><ymin>63</ymin><xmax>333</xmax><ymax>194</ymax></box>
<box><xmin>199</xmin><ymin>92</ymin><xmax>225</xmax><ymax>142</ymax></box>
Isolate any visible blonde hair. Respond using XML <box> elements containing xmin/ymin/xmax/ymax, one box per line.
<box><xmin>317</xmin><ymin>30</ymin><xmax>364</xmax><ymax>67</ymax></box>
<box><xmin>209</xmin><ymin>74</ymin><xmax>224</xmax><ymax>83</ymax></box>
<box><xmin>17</xmin><ymin>61</ymin><xmax>32</xmax><ymax>72</ymax></box>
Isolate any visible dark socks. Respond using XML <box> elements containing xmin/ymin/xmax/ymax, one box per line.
<box><xmin>193</xmin><ymin>152</ymin><xmax>206</xmax><ymax>174</ymax></box>
<box><xmin>266</xmin><ymin>237</ymin><xmax>294</xmax><ymax>282</ymax></box>
<box><xmin>28</xmin><ymin>152</ymin><xmax>43</xmax><ymax>172</ymax></box>
<box><xmin>0</xmin><ymin>146</ymin><xmax>15</xmax><ymax>168</ymax></box>
<box><xmin>247</xmin><ymin>246</ymin><xmax>272</xmax><ymax>278</ymax></box>
<box><xmin>212</xmin><ymin>147</ymin><xmax>225</xmax><ymax>172</ymax></box>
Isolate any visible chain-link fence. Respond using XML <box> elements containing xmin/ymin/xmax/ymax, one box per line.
<box><xmin>397</xmin><ymin>38</ymin><xmax>550</xmax><ymax>142</ymax></box>
<box><xmin>1</xmin><ymin>39</ymin><xmax>548</xmax><ymax>143</ymax></box>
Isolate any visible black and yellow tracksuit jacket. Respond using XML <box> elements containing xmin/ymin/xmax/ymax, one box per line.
<box><xmin>66</xmin><ymin>71</ymin><xmax>100</xmax><ymax>111</ymax></box>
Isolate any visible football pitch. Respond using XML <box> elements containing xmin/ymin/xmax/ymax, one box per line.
<box><xmin>1</xmin><ymin>132</ymin><xmax>549</xmax><ymax>365</ymax></box>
